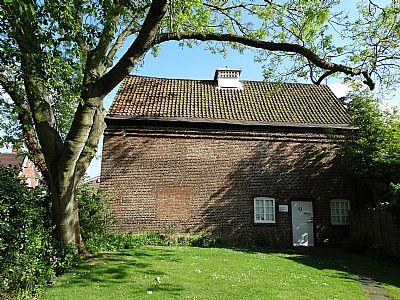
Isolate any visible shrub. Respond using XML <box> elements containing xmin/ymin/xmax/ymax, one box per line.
<box><xmin>77</xmin><ymin>184</ymin><xmax>112</xmax><ymax>239</ymax></box>
<box><xmin>83</xmin><ymin>232</ymin><xmax>166</xmax><ymax>252</ymax></box>
<box><xmin>76</xmin><ymin>184</ymin><xmax>114</xmax><ymax>253</ymax></box>
<box><xmin>0</xmin><ymin>166</ymin><xmax>54</xmax><ymax>298</ymax></box>
<box><xmin>0</xmin><ymin>166</ymin><xmax>80</xmax><ymax>299</ymax></box>
<box><xmin>173</xmin><ymin>234</ymin><xmax>217</xmax><ymax>247</ymax></box>
<box><xmin>84</xmin><ymin>231</ymin><xmax>219</xmax><ymax>252</ymax></box>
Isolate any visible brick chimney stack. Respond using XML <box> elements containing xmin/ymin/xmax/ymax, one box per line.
<box><xmin>12</xmin><ymin>141</ymin><xmax>21</xmax><ymax>154</ymax></box>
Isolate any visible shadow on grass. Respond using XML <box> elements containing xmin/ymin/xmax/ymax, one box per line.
<box><xmin>50</xmin><ymin>247</ymin><xmax>184</xmax><ymax>297</ymax></box>
<box><xmin>48</xmin><ymin>244</ymin><xmax>399</xmax><ymax>300</ymax></box>
<box><xmin>228</xmin><ymin>245</ymin><xmax>400</xmax><ymax>289</ymax></box>
<box><xmin>64</xmin><ymin>252</ymin><xmax>151</xmax><ymax>287</ymax></box>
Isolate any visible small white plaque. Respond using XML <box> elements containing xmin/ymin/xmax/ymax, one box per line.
<box><xmin>279</xmin><ymin>205</ymin><xmax>289</xmax><ymax>212</ymax></box>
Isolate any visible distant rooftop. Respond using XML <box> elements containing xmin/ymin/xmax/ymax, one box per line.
<box><xmin>0</xmin><ymin>152</ymin><xmax>24</xmax><ymax>167</ymax></box>
<box><xmin>108</xmin><ymin>74</ymin><xmax>353</xmax><ymax>129</ymax></box>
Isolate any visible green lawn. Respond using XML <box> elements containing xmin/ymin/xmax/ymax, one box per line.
<box><xmin>42</xmin><ymin>246</ymin><xmax>400</xmax><ymax>300</ymax></box>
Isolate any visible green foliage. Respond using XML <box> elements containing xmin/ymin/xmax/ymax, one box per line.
<box><xmin>341</xmin><ymin>93</ymin><xmax>400</xmax><ymax>214</ymax></box>
<box><xmin>85</xmin><ymin>232</ymin><xmax>167</xmax><ymax>252</ymax></box>
<box><xmin>347</xmin><ymin>1</ymin><xmax>400</xmax><ymax>91</ymax></box>
<box><xmin>0</xmin><ymin>166</ymin><xmax>81</xmax><ymax>299</ymax></box>
<box><xmin>0</xmin><ymin>166</ymin><xmax>53</xmax><ymax>298</ymax></box>
<box><xmin>173</xmin><ymin>233</ymin><xmax>217</xmax><ymax>247</ymax></box>
<box><xmin>83</xmin><ymin>231</ymin><xmax>217</xmax><ymax>253</ymax></box>
<box><xmin>77</xmin><ymin>184</ymin><xmax>112</xmax><ymax>239</ymax></box>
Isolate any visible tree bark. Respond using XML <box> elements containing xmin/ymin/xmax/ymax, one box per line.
<box><xmin>50</xmin><ymin>172</ymin><xmax>78</xmax><ymax>245</ymax></box>
<box><xmin>48</xmin><ymin>99</ymin><xmax>105</xmax><ymax>256</ymax></box>
<box><xmin>49</xmin><ymin>169</ymin><xmax>91</xmax><ymax>256</ymax></box>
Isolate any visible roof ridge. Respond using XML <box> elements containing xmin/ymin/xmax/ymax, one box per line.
<box><xmin>128</xmin><ymin>74</ymin><xmax>214</xmax><ymax>82</ymax></box>
<box><xmin>127</xmin><ymin>74</ymin><xmax>333</xmax><ymax>88</ymax></box>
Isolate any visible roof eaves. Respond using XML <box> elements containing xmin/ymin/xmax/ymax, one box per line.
<box><xmin>105</xmin><ymin>115</ymin><xmax>357</xmax><ymax>130</ymax></box>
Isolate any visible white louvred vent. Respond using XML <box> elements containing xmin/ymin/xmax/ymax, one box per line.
<box><xmin>214</xmin><ymin>67</ymin><xmax>243</xmax><ymax>90</ymax></box>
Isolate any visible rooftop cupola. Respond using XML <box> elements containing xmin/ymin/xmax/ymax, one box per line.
<box><xmin>214</xmin><ymin>67</ymin><xmax>243</xmax><ymax>90</ymax></box>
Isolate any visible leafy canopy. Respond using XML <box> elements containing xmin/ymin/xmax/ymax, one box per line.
<box><xmin>342</xmin><ymin>93</ymin><xmax>400</xmax><ymax>211</ymax></box>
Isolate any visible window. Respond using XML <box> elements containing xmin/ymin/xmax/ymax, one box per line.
<box><xmin>254</xmin><ymin>197</ymin><xmax>276</xmax><ymax>224</ymax></box>
<box><xmin>330</xmin><ymin>199</ymin><xmax>350</xmax><ymax>225</ymax></box>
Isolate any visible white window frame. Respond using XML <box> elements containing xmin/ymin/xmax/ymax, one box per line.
<box><xmin>330</xmin><ymin>199</ymin><xmax>350</xmax><ymax>225</ymax></box>
<box><xmin>254</xmin><ymin>197</ymin><xmax>276</xmax><ymax>224</ymax></box>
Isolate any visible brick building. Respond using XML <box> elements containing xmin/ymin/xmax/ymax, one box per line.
<box><xmin>0</xmin><ymin>148</ymin><xmax>41</xmax><ymax>188</ymax></box>
<box><xmin>100</xmin><ymin>68</ymin><xmax>363</xmax><ymax>247</ymax></box>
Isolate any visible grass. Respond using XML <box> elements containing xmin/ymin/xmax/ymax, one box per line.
<box><xmin>42</xmin><ymin>246</ymin><xmax>400</xmax><ymax>300</ymax></box>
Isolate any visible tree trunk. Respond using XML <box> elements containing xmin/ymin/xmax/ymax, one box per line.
<box><xmin>50</xmin><ymin>171</ymin><xmax>91</xmax><ymax>257</ymax></box>
<box><xmin>48</xmin><ymin>104</ymin><xmax>105</xmax><ymax>257</ymax></box>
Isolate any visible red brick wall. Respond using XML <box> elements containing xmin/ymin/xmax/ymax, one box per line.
<box><xmin>22</xmin><ymin>159</ymin><xmax>39</xmax><ymax>188</ymax></box>
<box><xmin>100</xmin><ymin>124</ymin><xmax>359</xmax><ymax>246</ymax></box>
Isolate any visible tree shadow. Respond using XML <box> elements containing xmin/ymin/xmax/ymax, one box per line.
<box><xmin>99</xmin><ymin>135</ymin><xmax>156</xmax><ymax>212</ymax></box>
<box><xmin>285</xmin><ymin>247</ymin><xmax>400</xmax><ymax>289</ymax></box>
<box><xmin>49</xmin><ymin>248</ymin><xmax>184</xmax><ymax>297</ymax></box>
<box><xmin>229</xmin><ymin>245</ymin><xmax>400</xmax><ymax>290</ymax></box>
<box><xmin>194</xmin><ymin>139</ymin><xmax>357</xmax><ymax>245</ymax></box>
<box><xmin>62</xmin><ymin>252</ymin><xmax>152</xmax><ymax>287</ymax></box>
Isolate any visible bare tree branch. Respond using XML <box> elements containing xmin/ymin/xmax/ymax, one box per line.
<box><xmin>152</xmin><ymin>32</ymin><xmax>375</xmax><ymax>89</ymax></box>
<box><xmin>316</xmin><ymin>69</ymin><xmax>338</xmax><ymax>85</ymax></box>
<box><xmin>202</xmin><ymin>3</ymin><xmax>250</xmax><ymax>35</ymax></box>
<box><xmin>84</xmin><ymin>3</ymin><xmax>122</xmax><ymax>83</ymax></box>
<box><xmin>59</xmin><ymin>97</ymin><xmax>102</xmax><ymax>181</ymax></box>
<box><xmin>20</xmin><ymin>59</ymin><xmax>64</xmax><ymax>166</ymax></box>
<box><xmin>105</xmin><ymin>19</ymin><xmax>140</xmax><ymax>68</ymax></box>
<box><xmin>72</xmin><ymin>0</ymin><xmax>88</xmax><ymax>54</ymax></box>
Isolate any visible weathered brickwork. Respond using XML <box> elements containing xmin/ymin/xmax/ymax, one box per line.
<box><xmin>100</xmin><ymin>124</ymin><xmax>360</xmax><ymax>246</ymax></box>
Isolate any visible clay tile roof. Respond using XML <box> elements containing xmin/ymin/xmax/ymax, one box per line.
<box><xmin>108</xmin><ymin>75</ymin><xmax>352</xmax><ymax>128</ymax></box>
<box><xmin>0</xmin><ymin>153</ymin><xmax>24</xmax><ymax>167</ymax></box>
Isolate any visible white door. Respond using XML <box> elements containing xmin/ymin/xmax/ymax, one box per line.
<box><xmin>291</xmin><ymin>201</ymin><xmax>314</xmax><ymax>246</ymax></box>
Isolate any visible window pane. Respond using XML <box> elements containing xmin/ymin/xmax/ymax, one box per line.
<box><xmin>331</xmin><ymin>200</ymin><xmax>350</xmax><ymax>224</ymax></box>
<box><xmin>255</xmin><ymin>200</ymin><xmax>263</xmax><ymax>207</ymax></box>
<box><xmin>254</xmin><ymin>198</ymin><xmax>275</xmax><ymax>223</ymax></box>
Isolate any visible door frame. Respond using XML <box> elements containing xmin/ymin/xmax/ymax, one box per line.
<box><xmin>290</xmin><ymin>199</ymin><xmax>315</xmax><ymax>247</ymax></box>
